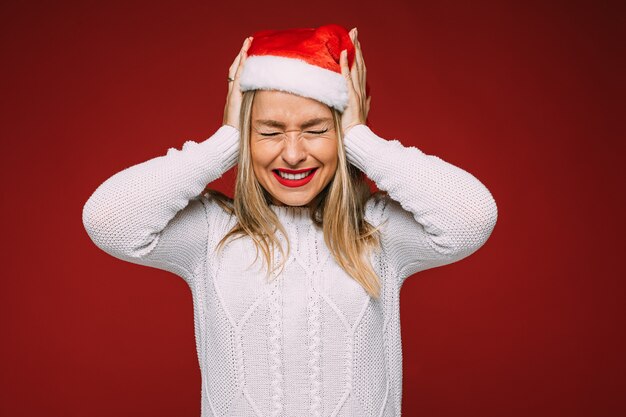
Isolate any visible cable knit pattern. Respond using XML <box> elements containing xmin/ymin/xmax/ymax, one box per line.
<box><xmin>306</xmin><ymin>268</ymin><xmax>322</xmax><ymax>417</ymax></box>
<box><xmin>82</xmin><ymin>123</ymin><xmax>498</xmax><ymax>416</ymax></box>
<box><xmin>268</xmin><ymin>267</ymin><xmax>284</xmax><ymax>417</ymax></box>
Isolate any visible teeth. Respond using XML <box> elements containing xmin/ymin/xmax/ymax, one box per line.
<box><xmin>277</xmin><ymin>169</ymin><xmax>314</xmax><ymax>180</ymax></box>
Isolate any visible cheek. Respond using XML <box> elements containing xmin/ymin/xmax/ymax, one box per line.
<box><xmin>314</xmin><ymin>138</ymin><xmax>338</xmax><ymax>168</ymax></box>
<box><xmin>250</xmin><ymin>141</ymin><xmax>274</xmax><ymax>169</ymax></box>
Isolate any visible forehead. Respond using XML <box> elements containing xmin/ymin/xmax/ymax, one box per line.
<box><xmin>251</xmin><ymin>90</ymin><xmax>332</xmax><ymax>122</ymax></box>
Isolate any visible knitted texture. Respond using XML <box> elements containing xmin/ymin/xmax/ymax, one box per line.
<box><xmin>82</xmin><ymin>123</ymin><xmax>498</xmax><ymax>417</ymax></box>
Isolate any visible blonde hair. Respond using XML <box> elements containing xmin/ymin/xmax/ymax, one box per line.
<box><xmin>206</xmin><ymin>89</ymin><xmax>383</xmax><ymax>299</ymax></box>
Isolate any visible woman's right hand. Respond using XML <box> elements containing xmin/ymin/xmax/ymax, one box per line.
<box><xmin>222</xmin><ymin>36</ymin><xmax>253</xmax><ymax>130</ymax></box>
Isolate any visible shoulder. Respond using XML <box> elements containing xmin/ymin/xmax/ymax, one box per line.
<box><xmin>364</xmin><ymin>191</ymin><xmax>421</xmax><ymax>237</ymax></box>
<box><xmin>199</xmin><ymin>190</ymin><xmax>238</xmax><ymax>237</ymax></box>
<box><xmin>363</xmin><ymin>191</ymin><xmax>402</xmax><ymax>226</ymax></box>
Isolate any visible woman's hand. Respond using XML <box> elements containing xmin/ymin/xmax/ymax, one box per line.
<box><xmin>340</xmin><ymin>27</ymin><xmax>371</xmax><ymax>136</ymax></box>
<box><xmin>222</xmin><ymin>36</ymin><xmax>253</xmax><ymax>130</ymax></box>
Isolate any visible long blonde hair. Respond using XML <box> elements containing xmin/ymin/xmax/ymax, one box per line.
<box><xmin>207</xmin><ymin>89</ymin><xmax>383</xmax><ymax>298</ymax></box>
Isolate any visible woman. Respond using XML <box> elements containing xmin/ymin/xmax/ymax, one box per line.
<box><xmin>83</xmin><ymin>24</ymin><xmax>497</xmax><ymax>417</ymax></box>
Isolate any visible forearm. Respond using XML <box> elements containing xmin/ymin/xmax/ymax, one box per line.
<box><xmin>82</xmin><ymin>124</ymin><xmax>240</xmax><ymax>259</ymax></box>
<box><xmin>344</xmin><ymin>124</ymin><xmax>498</xmax><ymax>257</ymax></box>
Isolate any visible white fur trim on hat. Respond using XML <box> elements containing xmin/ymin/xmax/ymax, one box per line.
<box><xmin>239</xmin><ymin>55</ymin><xmax>349</xmax><ymax>112</ymax></box>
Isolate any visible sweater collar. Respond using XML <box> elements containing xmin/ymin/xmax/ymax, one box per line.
<box><xmin>269</xmin><ymin>203</ymin><xmax>314</xmax><ymax>223</ymax></box>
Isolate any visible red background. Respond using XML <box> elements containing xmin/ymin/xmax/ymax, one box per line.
<box><xmin>2</xmin><ymin>0</ymin><xmax>624</xmax><ymax>416</ymax></box>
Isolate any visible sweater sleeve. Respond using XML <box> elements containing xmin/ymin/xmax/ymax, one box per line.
<box><xmin>343</xmin><ymin>124</ymin><xmax>498</xmax><ymax>285</ymax></box>
<box><xmin>81</xmin><ymin>124</ymin><xmax>240</xmax><ymax>283</ymax></box>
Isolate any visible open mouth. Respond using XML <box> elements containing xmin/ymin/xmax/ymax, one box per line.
<box><xmin>272</xmin><ymin>168</ymin><xmax>318</xmax><ymax>187</ymax></box>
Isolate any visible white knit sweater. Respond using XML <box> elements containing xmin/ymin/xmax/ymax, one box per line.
<box><xmin>82</xmin><ymin>123</ymin><xmax>498</xmax><ymax>417</ymax></box>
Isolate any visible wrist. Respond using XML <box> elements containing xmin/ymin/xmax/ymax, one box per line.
<box><xmin>343</xmin><ymin>122</ymin><xmax>365</xmax><ymax>137</ymax></box>
<box><xmin>342</xmin><ymin>124</ymin><xmax>388</xmax><ymax>173</ymax></box>
<box><xmin>222</xmin><ymin>122</ymin><xmax>239</xmax><ymax>131</ymax></box>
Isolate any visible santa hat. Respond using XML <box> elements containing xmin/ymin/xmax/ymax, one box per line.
<box><xmin>239</xmin><ymin>24</ymin><xmax>360</xmax><ymax>113</ymax></box>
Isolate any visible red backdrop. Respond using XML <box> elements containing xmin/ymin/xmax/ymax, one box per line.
<box><xmin>2</xmin><ymin>1</ymin><xmax>624</xmax><ymax>416</ymax></box>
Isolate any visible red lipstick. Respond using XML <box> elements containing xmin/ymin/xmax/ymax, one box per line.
<box><xmin>272</xmin><ymin>168</ymin><xmax>318</xmax><ymax>188</ymax></box>
<box><xmin>276</xmin><ymin>168</ymin><xmax>315</xmax><ymax>174</ymax></box>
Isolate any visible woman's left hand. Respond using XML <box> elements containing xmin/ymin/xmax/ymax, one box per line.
<box><xmin>340</xmin><ymin>27</ymin><xmax>371</xmax><ymax>136</ymax></box>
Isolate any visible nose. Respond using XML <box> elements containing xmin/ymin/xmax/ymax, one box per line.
<box><xmin>280</xmin><ymin>132</ymin><xmax>307</xmax><ymax>166</ymax></box>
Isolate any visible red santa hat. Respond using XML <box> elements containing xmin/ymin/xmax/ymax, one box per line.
<box><xmin>239</xmin><ymin>24</ymin><xmax>358</xmax><ymax>113</ymax></box>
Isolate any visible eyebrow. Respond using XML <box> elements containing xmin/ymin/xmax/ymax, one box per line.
<box><xmin>254</xmin><ymin>117</ymin><xmax>332</xmax><ymax>129</ymax></box>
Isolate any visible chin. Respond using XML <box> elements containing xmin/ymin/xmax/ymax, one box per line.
<box><xmin>272</xmin><ymin>192</ymin><xmax>314</xmax><ymax>207</ymax></box>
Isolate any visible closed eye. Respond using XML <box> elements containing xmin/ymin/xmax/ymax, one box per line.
<box><xmin>259</xmin><ymin>129</ymin><xmax>328</xmax><ymax>136</ymax></box>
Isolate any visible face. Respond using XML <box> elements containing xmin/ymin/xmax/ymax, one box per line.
<box><xmin>250</xmin><ymin>90</ymin><xmax>339</xmax><ymax>207</ymax></box>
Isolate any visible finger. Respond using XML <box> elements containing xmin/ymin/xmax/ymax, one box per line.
<box><xmin>350</xmin><ymin>28</ymin><xmax>359</xmax><ymax>68</ymax></box>
<box><xmin>347</xmin><ymin>31</ymin><xmax>360</xmax><ymax>87</ymax></box>
<box><xmin>353</xmin><ymin>37</ymin><xmax>363</xmax><ymax>92</ymax></box>
<box><xmin>229</xmin><ymin>54</ymin><xmax>241</xmax><ymax>80</ymax></box>
<box><xmin>339</xmin><ymin>48</ymin><xmax>348</xmax><ymax>78</ymax></box>
<box><xmin>340</xmin><ymin>49</ymin><xmax>356</xmax><ymax>94</ymax></box>
<box><xmin>353</xmin><ymin>37</ymin><xmax>367</xmax><ymax>93</ymax></box>
<box><xmin>234</xmin><ymin>37</ymin><xmax>252</xmax><ymax>80</ymax></box>
<box><xmin>354</xmin><ymin>34</ymin><xmax>364</xmax><ymax>68</ymax></box>
<box><xmin>355</xmin><ymin>39</ymin><xmax>366</xmax><ymax>76</ymax></box>
<box><xmin>229</xmin><ymin>37</ymin><xmax>250</xmax><ymax>78</ymax></box>
<box><xmin>351</xmin><ymin>30</ymin><xmax>363</xmax><ymax>70</ymax></box>
<box><xmin>349</xmin><ymin>49</ymin><xmax>361</xmax><ymax>97</ymax></box>
<box><xmin>352</xmin><ymin>29</ymin><xmax>362</xmax><ymax>68</ymax></box>
<box><xmin>350</xmin><ymin>31</ymin><xmax>366</xmax><ymax>96</ymax></box>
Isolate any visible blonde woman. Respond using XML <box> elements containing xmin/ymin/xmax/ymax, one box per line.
<box><xmin>83</xmin><ymin>24</ymin><xmax>498</xmax><ymax>417</ymax></box>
